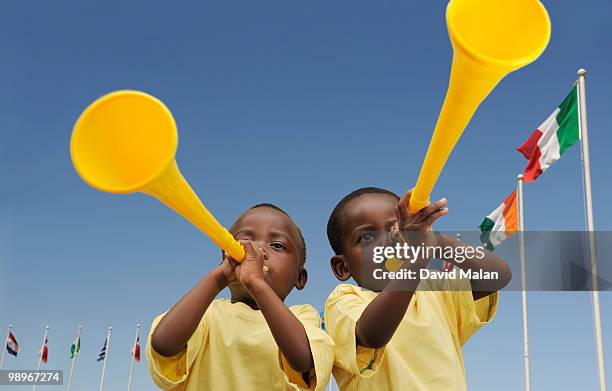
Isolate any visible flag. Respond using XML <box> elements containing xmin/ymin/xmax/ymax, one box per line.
<box><xmin>70</xmin><ymin>336</ymin><xmax>81</xmax><ymax>359</ymax></box>
<box><xmin>131</xmin><ymin>337</ymin><xmax>140</xmax><ymax>362</ymax></box>
<box><xmin>97</xmin><ymin>339</ymin><xmax>107</xmax><ymax>362</ymax></box>
<box><xmin>319</xmin><ymin>311</ymin><xmax>326</xmax><ymax>331</ymax></box>
<box><xmin>442</xmin><ymin>260</ymin><xmax>454</xmax><ymax>272</ymax></box>
<box><xmin>40</xmin><ymin>338</ymin><xmax>48</xmax><ymax>364</ymax></box>
<box><xmin>517</xmin><ymin>85</ymin><xmax>579</xmax><ymax>182</ymax></box>
<box><xmin>6</xmin><ymin>331</ymin><xmax>19</xmax><ymax>357</ymax></box>
<box><xmin>479</xmin><ymin>190</ymin><xmax>518</xmax><ymax>250</ymax></box>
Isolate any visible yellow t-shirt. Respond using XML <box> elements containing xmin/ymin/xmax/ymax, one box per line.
<box><xmin>324</xmin><ymin>278</ymin><xmax>498</xmax><ymax>391</ymax></box>
<box><xmin>147</xmin><ymin>299</ymin><xmax>335</xmax><ymax>391</ymax></box>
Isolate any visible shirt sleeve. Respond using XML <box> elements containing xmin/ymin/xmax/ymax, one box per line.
<box><xmin>278</xmin><ymin>305</ymin><xmax>335</xmax><ymax>391</ymax></box>
<box><xmin>324</xmin><ymin>285</ymin><xmax>385</xmax><ymax>378</ymax></box>
<box><xmin>440</xmin><ymin>277</ymin><xmax>499</xmax><ymax>346</ymax></box>
<box><xmin>146</xmin><ymin>305</ymin><xmax>210</xmax><ymax>389</ymax></box>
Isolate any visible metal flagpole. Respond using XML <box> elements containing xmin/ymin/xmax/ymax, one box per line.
<box><xmin>517</xmin><ymin>174</ymin><xmax>531</xmax><ymax>391</ymax></box>
<box><xmin>99</xmin><ymin>327</ymin><xmax>112</xmax><ymax>391</ymax></box>
<box><xmin>66</xmin><ymin>325</ymin><xmax>82</xmax><ymax>391</ymax></box>
<box><xmin>127</xmin><ymin>324</ymin><xmax>140</xmax><ymax>391</ymax></box>
<box><xmin>577</xmin><ymin>68</ymin><xmax>607</xmax><ymax>391</ymax></box>
<box><xmin>0</xmin><ymin>324</ymin><xmax>12</xmax><ymax>370</ymax></box>
<box><xmin>32</xmin><ymin>325</ymin><xmax>49</xmax><ymax>391</ymax></box>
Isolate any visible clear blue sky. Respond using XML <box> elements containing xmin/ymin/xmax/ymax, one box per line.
<box><xmin>1</xmin><ymin>1</ymin><xmax>611</xmax><ymax>390</ymax></box>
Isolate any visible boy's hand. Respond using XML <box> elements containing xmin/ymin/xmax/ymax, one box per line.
<box><xmin>235</xmin><ymin>240</ymin><xmax>269</xmax><ymax>292</ymax></box>
<box><xmin>218</xmin><ymin>255</ymin><xmax>239</xmax><ymax>287</ymax></box>
<box><xmin>394</xmin><ymin>190</ymin><xmax>447</xmax><ymax>250</ymax></box>
<box><xmin>395</xmin><ymin>189</ymin><xmax>448</xmax><ymax>232</ymax></box>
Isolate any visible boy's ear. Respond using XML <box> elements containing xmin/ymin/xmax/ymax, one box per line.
<box><xmin>295</xmin><ymin>267</ymin><xmax>308</xmax><ymax>290</ymax></box>
<box><xmin>331</xmin><ymin>255</ymin><xmax>351</xmax><ymax>281</ymax></box>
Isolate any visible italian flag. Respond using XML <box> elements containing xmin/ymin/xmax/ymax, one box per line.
<box><xmin>479</xmin><ymin>190</ymin><xmax>518</xmax><ymax>250</ymax></box>
<box><xmin>517</xmin><ymin>85</ymin><xmax>579</xmax><ymax>182</ymax></box>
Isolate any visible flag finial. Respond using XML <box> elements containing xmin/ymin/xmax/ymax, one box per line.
<box><xmin>577</xmin><ymin>68</ymin><xmax>586</xmax><ymax>77</ymax></box>
<box><xmin>517</xmin><ymin>173</ymin><xmax>524</xmax><ymax>181</ymax></box>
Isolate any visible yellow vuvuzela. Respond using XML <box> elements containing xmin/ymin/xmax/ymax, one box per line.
<box><xmin>408</xmin><ymin>0</ymin><xmax>551</xmax><ymax>212</ymax></box>
<box><xmin>70</xmin><ymin>91</ymin><xmax>246</xmax><ymax>261</ymax></box>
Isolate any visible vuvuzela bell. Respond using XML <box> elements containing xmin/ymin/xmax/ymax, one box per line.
<box><xmin>70</xmin><ymin>91</ymin><xmax>245</xmax><ymax>261</ymax></box>
<box><xmin>408</xmin><ymin>0</ymin><xmax>551</xmax><ymax>212</ymax></box>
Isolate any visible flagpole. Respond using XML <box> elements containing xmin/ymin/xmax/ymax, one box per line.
<box><xmin>517</xmin><ymin>174</ymin><xmax>531</xmax><ymax>391</ymax></box>
<box><xmin>32</xmin><ymin>325</ymin><xmax>49</xmax><ymax>391</ymax></box>
<box><xmin>127</xmin><ymin>324</ymin><xmax>140</xmax><ymax>391</ymax></box>
<box><xmin>99</xmin><ymin>327</ymin><xmax>112</xmax><ymax>391</ymax></box>
<box><xmin>66</xmin><ymin>325</ymin><xmax>82</xmax><ymax>391</ymax></box>
<box><xmin>0</xmin><ymin>324</ymin><xmax>12</xmax><ymax>370</ymax></box>
<box><xmin>577</xmin><ymin>68</ymin><xmax>607</xmax><ymax>391</ymax></box>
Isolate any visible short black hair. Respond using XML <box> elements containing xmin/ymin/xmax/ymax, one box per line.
<box><xmin>327</xmin><ymin>187</ymin><xmax>399</xmax><ymax>255</ymax></box>
<box><xmin>249</xmin><ymin>203</ymin><xmax>307</xmax><ymax>264</ymax></box>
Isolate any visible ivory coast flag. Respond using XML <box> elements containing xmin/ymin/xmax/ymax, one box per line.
<box><xmin>517</xmin><ymin>85</ymin><xmax>579</xmax><ymax>182</ymax></box>
<box><xmin>479</xmin><ymin>190</ymin><xmax>518</xmax><ymax>250</ymax></box>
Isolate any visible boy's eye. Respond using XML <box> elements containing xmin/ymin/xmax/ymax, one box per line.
<box><xmin>358</xmin><ymin>232</ymin><xmax>375</xmax><ymax>244</ymax></box>
<box><xmin>270</xmin><ymin>242</ymin><xmax>287</xmax><ymax>251</ymax></box>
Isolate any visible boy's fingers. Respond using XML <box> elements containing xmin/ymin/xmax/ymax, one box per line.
<box><xmin>435</xmin><ymin>197</ymin><xmax>448</xmax><ymax>209</ymax></box>
<box><xmin>399</xmin><ymin>190</ymin><xmax>410</xmax><ymax>208</ymax></box>
<box><xmin>245</xmin><ymin>241</ymin><xmax>266</xmax><ymax>265</ymax></box>
<box><xmin>395</xmin><ymin>204</ymin><xmax>408</xmax><ymax>223</ymax></box>
<box><xmin>422</xmin><ymin>207</ymin><xmax>449</xmax><ymax>226</ymax></box>
<box><xmin>239</xmin><ymin>240</ymin><xmax>257</xmax><ymax>258</ymax></box>
<box><xmin>415</xmin><ymin>198</ymin><xmax>447</xmax><ymax>222</ymax></box>
<box><xmin>396</xmin><ymin>192</ymin><xmax>414</xmax><ymax>225</ymax></box>
<box><xmin>221</xmin><ymin>251</ymin><xmax>232</xmax><ymax>265</ymax></box>
<box><xmin>225</xmin><ymin>251</ymin><xmax>241</xmax><ymax>267</ymax></box>
<box><xmin>398</xmin><ymin>190</ymin><xmax>414</xmax><ymax>215</ymax></box>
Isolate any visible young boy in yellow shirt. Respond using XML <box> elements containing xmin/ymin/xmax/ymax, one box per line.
<box><xmin>324</xmin><ymin>187</ymin><xmax>511</xmax><ymax>391</ymax></box>
<box><xmin>147</xmin><ymin>203</ymin><xmax>334</xmax><ymax>390</ymax></box>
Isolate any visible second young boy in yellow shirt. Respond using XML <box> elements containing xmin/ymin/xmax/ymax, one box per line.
<box><xmin>324</xmin><ymin>187</ymin><xmax>511</xmax><ymax>390</ymax></box>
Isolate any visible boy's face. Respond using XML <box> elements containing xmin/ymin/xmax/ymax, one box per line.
<box><xmin>228</xmin><ymin>207</ymin><xmax>307</xmax><ymax>303</ymax></box>
<box><xmin>331</xmin><ymin>193</ymin><xmax>399</xmax><ymax>291</ymax></box>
